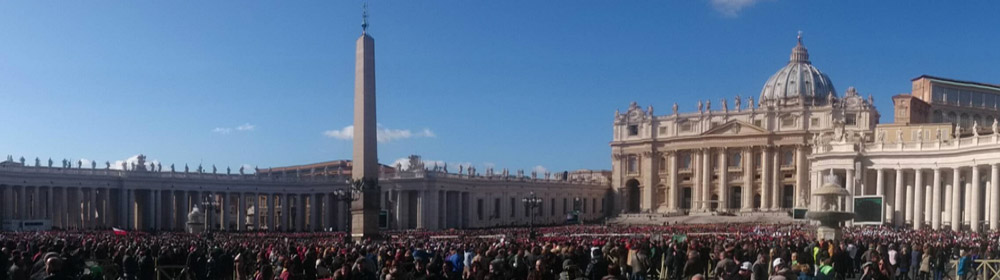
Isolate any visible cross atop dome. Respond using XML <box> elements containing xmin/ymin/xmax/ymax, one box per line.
<box><xmin>361</xmin><ymin>2</ymin><xmax>369</xmax><ymax>34</ymax></box>
<box><xmin>790</xmin><ymin>31</ymin><xmax>809</xmax><ymax>63</ymax></box>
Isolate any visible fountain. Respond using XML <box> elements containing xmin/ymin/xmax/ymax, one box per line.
<box><xmin>186</xmin><ymin>204</ymin><xmax>206</xmax><ymax>234</ymax></box>
<box><xmin>805</xmin><ymin>172</ymin><xmax>855</xmax><ymax>241</ymax></box>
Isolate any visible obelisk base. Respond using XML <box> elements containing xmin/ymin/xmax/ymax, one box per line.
<box><xmin>351</xmin><ymin>185</ymin><xmax>381</xmax><ymax>240</ymax></box>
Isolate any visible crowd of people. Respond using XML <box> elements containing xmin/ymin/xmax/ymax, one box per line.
<box><xmin>1</xmin><ymin>224</ymin><xmax>998</xmax><ymax>280</ymax></box>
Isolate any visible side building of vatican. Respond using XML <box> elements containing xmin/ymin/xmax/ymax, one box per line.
<box><xmin>612</xmin><ymin>34</ymin><xmax>1000</xmax><ymax>232</ymax></box>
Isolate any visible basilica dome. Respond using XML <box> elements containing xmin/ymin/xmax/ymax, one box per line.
<box><xmin>759</xmin><ymin>34</ymin><xmax>835</xmax><ymax>103</ymax></box>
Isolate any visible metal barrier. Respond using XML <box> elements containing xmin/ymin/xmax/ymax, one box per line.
<box><xmin>156</xmin><ymin>265</ymin><xmax>188</xmax><ymax>280</ymax></box>
<box><xmin>959</xmin><ymin>259</ymin><xmax>1000</xmax><ymax>280</ymax></box>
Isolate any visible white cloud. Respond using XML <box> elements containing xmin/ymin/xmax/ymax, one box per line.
<box><xmin>240</xmin><ymin>164</ymin><xmax>255</xmax><ymax>174</ymax></box>
<box><xmin>79</xmin><ymin>158</ymin><xmax>93</xmax><ymax>168</ymax></box>
<box><xmin>710</xmin><ymin>0</ymin><xmax>762</xmax><ymax>17</ymax></box>
<box><xmin>324</xmin><ymin>124</ymin><xmax>436</xmax><ymax>143</ymax></box>
<box><xmin>532</xmin><ymin>165</ymin><xmax>548</xmax><ymax>175</ymax></box>
<box><xmin>236</xmin><ymin>123</ymin><xmax>256</xmax><ymax>131</ymax></box>
<box><xmin>213</xmin><ymin>123</ymin><xmax>256</xmax><ymax>134</ymax></box>
<box><xmin>109</xmin><ymin>154</ymin><xmax>160</xmax><ymax>170</ymax></box>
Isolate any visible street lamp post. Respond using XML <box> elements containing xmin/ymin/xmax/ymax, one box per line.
<box><xmin>202</xmin><ymin>194</ymin><xmax>222</xmax><ymax>233</ymax></box>
<box><xmin>522</xmin><ymin>191</ymin><xmax>542</xmax><ymax>240</ymax></box>
<box><xmin>573</xmin><ymin>197</ymin><xmax>583</xmax><ymax>225</ymax></box>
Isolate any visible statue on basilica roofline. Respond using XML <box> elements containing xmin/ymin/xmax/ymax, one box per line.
<box><xmin>672</xmin><ymin>103</ymin><xmax>678</xmax><ymax>115</ymax></box>
<box><xmin>48</xmin><ymin>158</ymin><xmax>53</xmax><ymax>168</ymax></box>
<box><xmin>896</xmin><ymin>129</ymin><xmax>903</xmax><ymax>144</ymax></box>
<box><xmin>706</xmin><ymin>100</ymin><xmax>711</xmax><ymax>111</ymax></box>
<box><xmin>993</xmin><ymin>119</ymin><xmax>999</xmax><ymax>135</ymax></box>
<box><xmin>35</xmin><ymin>157</ymin><xmax>40</xmax><ymax>167</ymax></box>
<box><xmin>734</xmin><ymin>95</ymin><xmax>741</xmax><ymax>111</ymax></box>
<box><xmin>955</xmin><ymin>126</ymin><xmax>962</xmax><ymax>139</ymax></box>
<box><xmin>973</xmin><ymin>121</ymin><xmax>980</xmax><ymax>137</ymax></box>
<box><xmin>77</xmin><ymin>160</ymin><xmax>82</xmax><ymax>168</ymax></box>
<box><xmin>91</xmin><ymin>161</ymin><xmax>96</xmax><ymax>169</ymax></box>
<box><xmin>647</xmin><ymin>105</ymin><xmax>653</xmax><ymax>117</ymax></box>
<box><xmin>721</xmin><ymin>98</ymin><xmax>728</xmax><ymax>112</ymax></box>
<box><xmin>748</xmin><ymin>96</ymin><xmax>756</xmax><ymax>109</ymax></box>
<box><xmin>697</xmin><ymin>100</ymin><xmax>703</xmax><ymax>113</ymax></box>
<box><xmin>105</xmin><ymin>161</ymin><xmax>110</xmax><ymax>169</ymax></box>
<box><xmin>19</xmin><ymin>156</ymin><xmax>24</xmax><ymax>166</ymax></box>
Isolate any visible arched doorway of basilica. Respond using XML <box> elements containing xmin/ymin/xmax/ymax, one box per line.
<box><xmin>753</xmin><ymin>194</ymin><xmax>762</xmax><ymax>209</ymax></box>
<box><xmin>625</xmin><ymin>179</ymin><xmax>641</xmax><ymax>213</ymax></box>
<box><xmin>710</xmin><ymin>194</ymin><xmax>719</xmax><ymax>211</ymax></box>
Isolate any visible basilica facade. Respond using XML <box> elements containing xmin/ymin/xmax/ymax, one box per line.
<box><xmin>611</xmin><ymin>35</ymin><xmax>878</xmax><ymax>216</ymax></box>
<box><xmin>611</xmin><ymin>35</ymin><xmax>1000</xmax><ymax>233</ymax></box>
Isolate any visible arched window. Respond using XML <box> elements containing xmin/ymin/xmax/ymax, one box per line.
<box><xmin>933</xmin><ymin>110</ymin><xmax>944</xmax><ymax>123</ymax></box>
<box><xmin>947</xmin><ymin>112</ymin><xmax>958</xmax><ymax>126</ymax></box>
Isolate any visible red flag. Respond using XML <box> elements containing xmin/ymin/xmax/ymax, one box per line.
<box><xmin>113</xmin><ymin>227</ymin><xmax>127</xmax><ymax>236</ymax></box>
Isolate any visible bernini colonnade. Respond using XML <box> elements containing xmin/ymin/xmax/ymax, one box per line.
<box><xmin>813</xmin><ymin>131</ymin><xmax>1000</xmax><ymax>232</ymax></box>
<box><xmin>0</xmin><ymin>159</ymin><xmax>609</xmax><ymax>231</ymax></box>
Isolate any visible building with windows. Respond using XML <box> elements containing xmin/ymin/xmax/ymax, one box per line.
<box><xmin>611</xmin><ymin>35</ymin><xmax>878</xmax><ymax>216</ymax></box>
<box><xmin>611</xmin><ymin>34</ymin><xmax>1000</xmax><ymax>233</ymax></box>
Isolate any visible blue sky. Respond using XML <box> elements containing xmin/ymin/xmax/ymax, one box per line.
<box><xmin>1</xmin><ymin>1</ymin><xmax>999</xmax><ymax>174</ymax></box>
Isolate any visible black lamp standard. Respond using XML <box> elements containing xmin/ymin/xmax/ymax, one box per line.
<box><xmin>201</xmin><ymin>194</ymin><xmax>222</xmax><ymax>232</ymax></box>
<box><xmin>522</xmin><ymin>191</ymin><xmax>542</xmax><ymax>239</ymax></box>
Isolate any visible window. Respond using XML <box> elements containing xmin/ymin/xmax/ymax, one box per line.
<box><xmin>592</xmin><ymin>198</ymin><xmax>597</xmax><ymax>214</ymax></box>
<box><xmin>961</xmin><ymin>90</ymin><xmax>971</xmax><ymax>106</ymax></box>
<box><xmin>711</xmin><ymin>122</ymin><xmax>720</xmax><ymax>128</ymax></box>
<box><xmin>627</xmin><ymin>155</ymin><xmax>638</xmax><ymax>174</ymax></box>
<box><xmin>845</xmin><ymin>114</ymin><xmax>857</xmax><ymax>126</ymax></box>
<box><xmin>563</xmin><ymin>198</ymin><xmax>568</xmax><ymax>214</ymax></box>
<box><xmin>933</xmin><ymin>111</ymin><xmax>944</xmax><ymax>123</ymax></box>
<box><xmin>946</xmin><ymin>88</ymin><xmax>959</xmax><ymax>105</ymax></box>
<box><xmin>658</xmin><ymin>127</ymin><xmax>666</xmax><ymax>135</ymax></box>
<box><xmin>681</xmin><ymin>153</ymin><xmax>692</xmax><ymax>169</ymax></box>
<box><xmin>811</xmin><ymin>118</ymin><xmax>819</xmax><ymax>127</ymax></box>
<box><xmin>974</xmin><ymin>92</ymin><xmax>985</xmax><ymax>107</ymax></box>
<box><xmin>932</xmin><ymin>86</ymin><xmax>945</xmax><ymax>103</ymax></box>
<box><xmin>550</xmin><ymin>198</ymin><xmax>555</xmax><ymax>216</ymax></box>
<box><xmin>754</xmin><ymin>153</ymin><xmax>762</xmax><ymax>168</ymax></box>
<box><xmin>680</xmin><ymin>122</ymin><xmax>692</xmax><ymax>132</ymax></box>
<box><xmin>729</xmin><ymin>152</ymin><xmax>741</xmax><ymax>168</ymax></box>
<box><xmin>782</xmin><ymin>150</ymin><xmax>794</xmax><ymax>166</ymax></box>
<box><xmin>659</xmin><ymin>157</ymin><xmax>667</xmax><ymax>173</ymax></box>
<box><xmin>494</xmin><ymin>198</ymin><xmax>501</xmax><ymax>218</ymax></box>
<box><xmin>628</xmin><ymin>125</ymin><xmax>639</xmax><ymax>136</ymax></box>
<box><xmin>781</xmin><ymin>116</ymin><xmax>795</xmax><ymax>128</ymax></box>
<box><xmin>987</xmin><ymin>94</ymin><xmax>996</xmax><ymax>109</ymax></box>
<box><xmin>753</xmin><ymin>119</ymin><xmax>763</xmax><ymax>128</ymax></box>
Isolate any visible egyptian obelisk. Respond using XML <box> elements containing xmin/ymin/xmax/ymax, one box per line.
<box><xmin>351</xmin><ymin>4</ymin><xmax>380</xmax><ymax>239</ymax></box>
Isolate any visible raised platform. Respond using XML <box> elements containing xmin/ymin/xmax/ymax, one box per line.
<box><xmin>610</xmin><ymin>210</ymin><xmax>797</xmax><ymax>225</ymax></box>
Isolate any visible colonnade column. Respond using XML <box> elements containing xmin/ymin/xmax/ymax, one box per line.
<box><xmin>795</xmin><ymin>146</ymin><xmax>807</xmax><ymax>208</ymax></box>
<box><xmin>718</xmin><ymin>148</ymin><xmax>728</xmax><ymax>211</ymax></box>
<box><xmin>761</xmin><ymin>147</ymin><xmax>771</xmax><ymax>210</ymax></box>
<box><xmin>668</xmin><ymin>152</ymin><xmax>679</xmax><ymax>211</ymax></box>
<box><xmin>701</xmin><ymin>149</ymin><xmax>710</xmax><ymax>211</ymax></box>
<box><xmin>641</xmin><ymin>151</ymin><xmax>655</xmax><ymax>211</ymax></box>
<box><xmin>992</xmin><ymin>164</ymin><xmax>1000</xmax><ymax>231</ymax></box>
<box><xmin>913</xmin><ymin>169</ymin><xmax>924</xmax><ymax>230</ymax></box>
<box><xmin>932</xmin><ymin>168</ymin><xmax>942</xmax><ymax>230</ymax></box>
<box><xmin>692</xmin><ymin>150</ymin><xmax>701</xmax><ymax>211</ymax></box>
<box><xmin>876</xmin><ymin>169</ymin><xmax>885</xmax><ymax>197</ymax></box>
<box><xmin>742</xmin><ymin>148</ymin><xmax>753</xmax><ymax>211</ymax></box>
<box><xmin>846</xmin><ymin>169</ymin><xmax>855</xmax><ymax>223</ymax></box>
<box><xmin>771</xmin><ymin>147</ymin><xmax>780</xmax><ymax>209</ymax></box>
<box><xmin>971</xmin><ymin>165</ymin><xmax>982</xmax><ymax>232</ymax></box>
<box><xmin>894</xmin><ymin>168</ymin><xmax>905</xmax><ymax>227</ymax></box>
<box><xmin>952</xmin><ymin>168</ymin><xmax>962</xmax><ymax>231</ymax></box>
